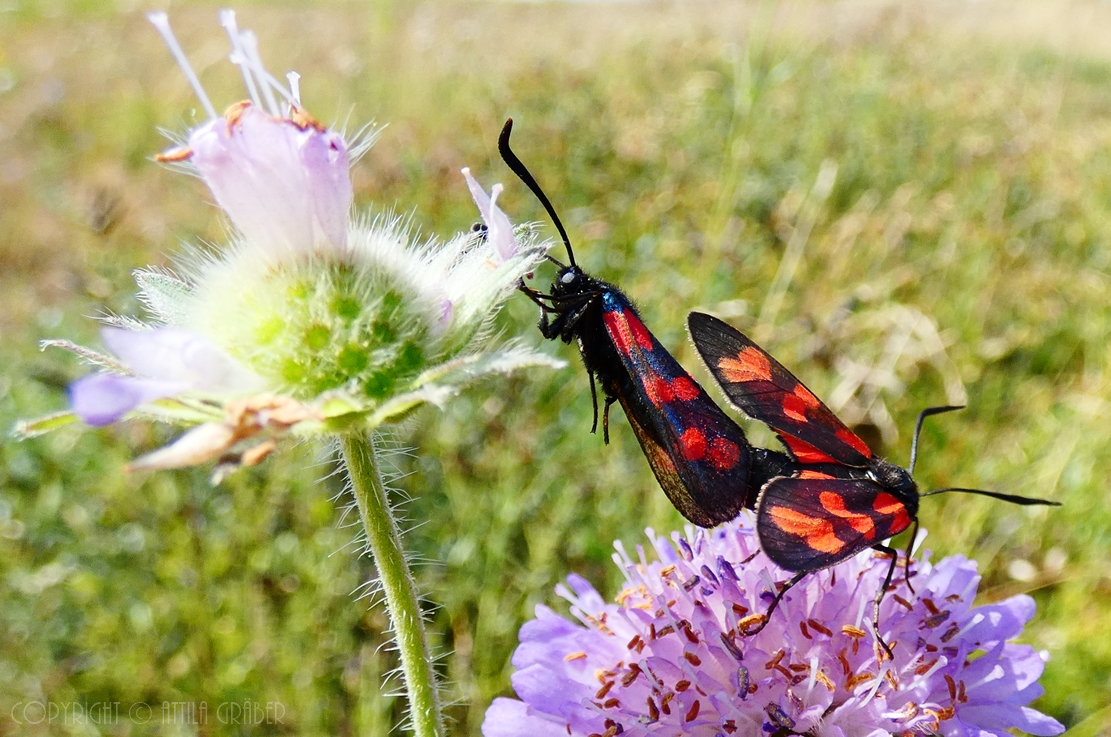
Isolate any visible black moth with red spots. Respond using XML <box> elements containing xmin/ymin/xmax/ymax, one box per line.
<box><xmin>688</xmin><ymin>311</ymin><xmax>921</xmax><ymax>573</ymax></box>
<box><xmin>688</xmin><ymin>311</ymin><xmax>1059</xmax><ymax>654</ymax></box>
<box><xmin>500</xmin><ymin>119</ymin><xmax>791</xmax><ymax>527</ymax></box>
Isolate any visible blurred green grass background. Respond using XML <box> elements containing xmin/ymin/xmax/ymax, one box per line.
<box><xmin>2</xmin><ymin>0</ymin><xmax>1110</xmax><ymax>734</ymax></box>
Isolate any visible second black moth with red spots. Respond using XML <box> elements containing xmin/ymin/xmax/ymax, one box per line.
<box><xmin>688</xmin><ymin>311</ymin><xmax>1059</xmax><ymax>651</ymax></box>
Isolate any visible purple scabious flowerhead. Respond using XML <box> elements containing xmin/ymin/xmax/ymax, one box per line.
<box><xmin>17</xmin><ymin>11</ymin><xmax>561</xmax><ymax>475</ymax></box>
<box><xmin>484</xmin><ymin>513</ymin><xmax>1063</xmax><ymax>737</ymax></box>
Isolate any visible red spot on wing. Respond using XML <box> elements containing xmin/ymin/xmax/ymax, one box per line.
<box><xmin>873</xmin><ymin>492</ymin><xmax>911</xmax><ymax>534</ymax></box>
<box><xmin>708</xmin><ymin>437</ymin><xmax>740</xmax><ymax>471</ymax></box>
<box><xmin>671</xmin><ymin>377</ymin><xmax>700</xmax><ymax>402</ymax></box>
<box><xmin>768</xmin><ymin>506</ymin><xmax>843</xmax><ymax>554</ymax></box>
<box><xmin>819</xmin><ymin>491</ymin><xmax>876</xmax><ymax>540</ymax></box>
<box><xmin>797</xmin><ymin>470</ymin><xmax>836</xmax><ymax>480</ymax></box>
<box><xmin>793</xmin><ymin>383</ymin><xmax>821</xmax><ymax>409</ymax></box>
<box><xmin>626</xmin><ymin>311</ymin><xmax>655</xmax><ymax>351</ymax></box>
<box><xmin>604</xmin><ymin>307</ymin><xmax>671</xmax><ymax>369</ymax></box>
<box><xmin>835</xmin><ymin>427</ymin><xmax>873</xmax><ymax>459</ymax></box>
<box><xmin>602</xmin><ymin>311</ymin><xmax>633</xmax><ymax>356</ymax></box>
<box><xmin>644</xmin><ymin>375</ymin><xmax>673</xmax><ymax>406</ymax></box>
<box><xmin>718</xmin><ymin>347</ymin><xmax>773</xmax><ymax>383</ymax></box>
<box><xmin>781</xmin><ymin>393</ymin><xmax>809</xmax><ymax>423</ymax></box>
<box><xmin>680</xmin><ymin>428</ymin><xmax>707</xmax><ymax>461</ymax></box>
<box><xmin>781</xmin><ymin>435</ymin><xmax>837</xmax><ymax>464</ymax></box>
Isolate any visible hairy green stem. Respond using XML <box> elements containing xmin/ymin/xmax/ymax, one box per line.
<box><xmin>341</xmin><ymin>433</ymin><xmax>442</xmax><ymax>737</ymax></box>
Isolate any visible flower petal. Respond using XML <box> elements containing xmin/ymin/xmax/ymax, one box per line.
<box><xmin>481</xmin><ymin>698</ymin><xmax>567</xmax><ymax>737</ymax></box>
<box><xmin>189</xmin><ymin>104</ymin><xmax>350</xmax><ymax>258</ymax></box>
<box><xmin>959</xmin><ymin>594</ymin><xmax>1035</xmax><ymax>643</ymax></box>
<box><xmin>100</xmin><ymin>327</ymin><xmax>262</xmax><ymax>394</ymax></box>
<box><xmin>300</xmin><ymin>124</ymin><xmax>352</xmax><ymax>252</ymax></box>
<box><xmin>1010</xmin><ymin>706</ymin><xmax>1066</xmax><ymax>736</ymax></box>
<box><xmin>69</xmin><ymin>374</ymin><xmax>187</xmax><ymax>426</ymax></box>
<box><xmin>462</xmin><ymin>168</ymin><xmax>519</xmax><ymax>263</ymax></box>
<box><xmin>485</xmin><ymin>184</ymin><xmax>518</xmax><ymax>262</ymax></box>
<box><xmin>462</xmin><ymin>167</ymin><xmax>492</xmax><ymax>223</ymax></box>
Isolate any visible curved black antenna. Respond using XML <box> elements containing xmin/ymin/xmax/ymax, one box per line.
<box><xmin>908</xmin><ymin>405</ymin><xmax>965</xmax><ymax>474</ymax></box>
<box><xmin>497</xmin><ymin>118</ymin><xmax>576</xmax><ymax>267</ymax></box>
<box><xmin>922</xmin><ymin>486</ymin><xmax>1060</xmax><ymax>506</ymax></box>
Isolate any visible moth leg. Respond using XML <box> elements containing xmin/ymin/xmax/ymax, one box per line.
<box><xmin>520</xmin><ymin>283</ymin><xmax>563</xmax><ymax>340</ymax></box>
<box><xmin>517</xmin><ymin>281</ymin><xmax>556</xmax><ymax>308</ymax></box>
<box><xmin>588</xmin><ymin>372</ymin><xmax>600</xmax><ymax>435</ymax></box>
<box><xmin>871</xmin><ymin>544</ymin><xmax>900</xmax><ymax>661</ymax></box>
<box><xmin>602</xmin><ymin>395</ymin><xmax>617</xmax><ymax>445</ymax></box>
<box><xmin>518</xmin><ymin>281</ymin><xmax>589</xmax><ymax>316</ymax></box>
<box><xmin>538</xmin><ymin>313</ymin><xmax>557</xmax><ymax>340</ymax></box>
<box><xmin>742</xmin><ymin>571</ymin><xmax>809</xmax><ymax>637</ymax></box>
<box><xmin>537</xmin><ymin>293</ymin><xmax>594</xmax><ymax>340</ymax></box>
<box><xmin>555</xmin><ymin>294</ymin><xmax>600</xmax><ymax>343</ymax></box>
<box><xmin>902</xmin><ymin>520</ymin><xmax>920</xmax><ymax>596</ymax></box>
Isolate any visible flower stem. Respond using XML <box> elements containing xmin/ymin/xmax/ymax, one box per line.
<box><xmin>341</xmin><ymin>432</ymin><xmax>442</xmax><ymax>737</ymax></box>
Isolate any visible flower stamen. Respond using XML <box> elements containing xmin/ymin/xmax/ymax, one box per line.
<box><xmin>219</xmin><ymin>10</ymin><xmax>284</xmax><ymax>116</ymax></box>
<box><xmin>147</xmin><ymin>11</ymin><xmax>217</xmax><ymax>120</ymax></box>
<box><xmin>287</xmin><ymin>71</ymin><xmax>302</xmax><ymax>107</ymax></box>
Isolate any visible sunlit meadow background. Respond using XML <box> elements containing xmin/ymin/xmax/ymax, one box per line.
<box><xmin>2</xmin><ymin>0</ymin><xmax>1110</xmax><ymax>734</ymax></box>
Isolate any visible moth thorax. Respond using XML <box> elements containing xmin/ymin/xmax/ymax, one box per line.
<box><xmin>869</xmin><ymin>459</ymin><xmax>917</xmax><ymax>496</ymax></box>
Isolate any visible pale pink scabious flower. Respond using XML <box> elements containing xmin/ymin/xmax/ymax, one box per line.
<box><xmin>22</xmin><ymin>11</ymin><xmax>559</xmax><ymax>473</ymax></box>
<box><xmin>485</xmin><ymin>513</ymin><xmax>1063</xmax><ymax>737</ymax></box>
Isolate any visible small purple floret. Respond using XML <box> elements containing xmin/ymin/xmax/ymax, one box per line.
<box><xmin>70</xmin><ymin>374</ymin><xmax>187</xmax><ymax>426</ymax></box>
<box><xmin>69</xmin><ymin>327</ymin><xmax>262</xmax><ymax>426</ymax></box>
<box><xmin>483</xmin><ymin>514</ymin><xmax>1064</xmax><ymax>737</ymax></box>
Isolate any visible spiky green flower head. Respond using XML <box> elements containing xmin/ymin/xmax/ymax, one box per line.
<box><xmin>20</xmin><ymin>11</ymin><xmax>562</xmax><ymax>474</ymax></box>
<box><xmin>160</xmin><ymin>195</ymin><xmax>535</xmax><ymax>404</ymax></box>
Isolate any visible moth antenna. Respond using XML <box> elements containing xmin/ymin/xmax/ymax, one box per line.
<box><xmin>921</xmin><ymin>487</ymin><xmax>1061</xmax><ymax>506</ymax></box>
<box><xmin>498</xmin><ymin>118</ymin><xmax>576</xmax><ymax>267</ymax></box>
<box><xmin>908</xmin><ymin>405</ymin><xmax>964</xmax><ymax>474</ymax></box>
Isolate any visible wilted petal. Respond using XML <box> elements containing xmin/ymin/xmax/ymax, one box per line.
<box><xmin>126</xmin><ymin>422</ymin><xmax>238</xmax><ymax>471</ymax></box>
<box><xmin>69</xmin><ymin>374</ymin><xmax>187</xmax><ymax>426</ymax></box>
<box><xmin>101</xmin><ymin>326</ymin><xmax>262</xmax><ymax>394</ymax></box>
<box><xmin>126</xmin><ymin>394</ymin><xmax>316</xmax><ymax>472</ymax></box>
<box><xmin>462</xmin><ymin>168</ymin><xmax>519</xmax><ymax>262</ymax></box>
<box><xmin>189</xmin><ymin>103</ymin><xmax>350</xmax><ymax>257</ymax></box>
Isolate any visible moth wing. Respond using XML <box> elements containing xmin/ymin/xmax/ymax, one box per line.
<box><xmin>601</xmin><ymin>297</ymin><xmax>755</xmax><ymax>526</ymax></box>
<box><xmin>688</xmin><ymin>311</ymin><xmax>873</xmax><ymax>467</ymax></box>
<box><xmin>755</xmin><ymin>476</ymin><xmax>914</xmax><ymax>573</ymax></box>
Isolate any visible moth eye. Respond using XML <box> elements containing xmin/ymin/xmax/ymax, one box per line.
<box><xmin>561</xmin><ymin>272</ymin><xmax>576</xmax><ymax>285</ymax></box>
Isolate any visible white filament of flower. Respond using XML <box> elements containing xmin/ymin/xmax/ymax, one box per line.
<box><xmin>147</xmin><ymin>11</ymin><xmax>217</xmax><ymax>120</ymax></box>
